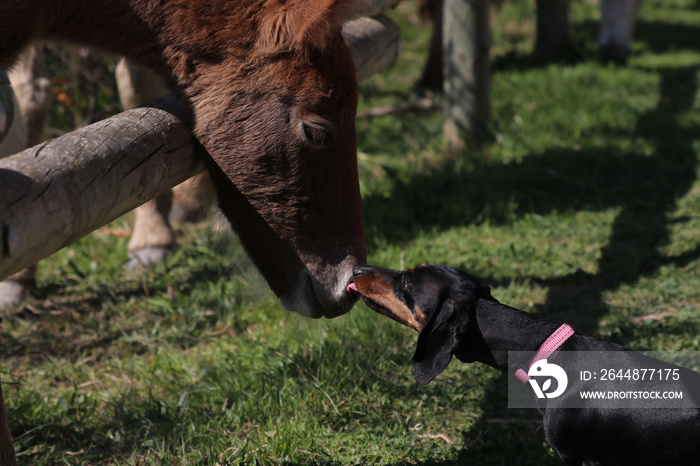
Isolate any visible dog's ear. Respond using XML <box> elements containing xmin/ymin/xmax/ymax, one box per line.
<box><xmin>411</xmin><ymin>298</ymin><xmax>468</xmax><ymax>385</ymax></box>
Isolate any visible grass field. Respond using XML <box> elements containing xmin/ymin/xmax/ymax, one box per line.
<box><xmin>3</xmin><ymin>0</ymin><xmax>700</xmax><ymax>464</ymax></box>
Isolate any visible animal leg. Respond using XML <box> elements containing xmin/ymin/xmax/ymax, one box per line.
<box><xmin>599</xmin><ymin>0</ymin><xmax>643</xmax><ymax>64</ymax></box>
<box><xmin>127</xmin><ymin>191</ymin><xmax>175</xmax><ymax>267</ymax></box>
<box><xmin>8</xmin><ymin>44</ymin><xmax>51</xmax><ymax>147</ymax></box>
<box><xmin>116</xmin><ymin>59</ymin><xmax>177</xmax><ymax>267</ymax></box>
<box><xmin>170</xmin><ymin>172</ymin><xmax>216</xmax><ymax>224</ymax></box>
<box><xmin>0</xmin><ymin>46</ymin><xmax>50</xmax><ymax>307</ymax></box>
<box><xmin>117</xmin><ymin>57</ymin><xmax>217</xmax><ymax>266</ymax></box>
<box><xmin>0</xmin><ymin>66</ymin><xmax>28</xmax><ymax>155</ymax></box>
<box><xmin>0</xmin><ymin>267</ymin><xmax>37</xmax><ymax>309</ymax></box>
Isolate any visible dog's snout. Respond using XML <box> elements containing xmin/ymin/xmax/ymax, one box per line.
<box><xmin>352</xmin><ymin>264</ymin><xmax>374</xmax><ymax>277</ymax></box>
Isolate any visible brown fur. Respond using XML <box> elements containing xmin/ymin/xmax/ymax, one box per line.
<box><xmin>258</xmin><ymin>0</ymin><xmax>355</xmax><ymax>54</ymax></box>
<box><xmin>1</xmin><ymin>0</ymin><xmax>367</xmax><ymax>318</ymax></box>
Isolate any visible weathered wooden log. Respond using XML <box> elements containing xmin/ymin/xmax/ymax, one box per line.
<box><xmin>0</xmin><ymin>95</ymin><xmax>201</xmax><ymax>281</ymax></box>
<box><xmin>0</xmin><ymin>14</ymin><xmax>401</xmax><ymax>281</ymax></box>
<box><xmin>343</xmin><ymin>15</ymin><xmax>401</xmax><ymax>82</ymax></box>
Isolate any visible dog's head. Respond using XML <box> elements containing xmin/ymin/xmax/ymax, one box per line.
<box><xmin>348</xmin><ymin>264</ymin><xmax>495</xmax><ymax>385</ymax></box>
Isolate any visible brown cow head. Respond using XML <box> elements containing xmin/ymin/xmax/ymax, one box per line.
<box><xmin>0</xmin><ymin>0</ymin><xmax>368</xmax><ymax>318</ymax></box>
<box><xmin>166</xmin><ymin>0</ymin><xmax>367</xmax><ymax>318</ymax></box>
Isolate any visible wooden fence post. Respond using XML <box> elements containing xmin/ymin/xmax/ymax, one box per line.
<box><xmin>443</xmin><ymin>0</ymin><xmax>491</xmax><ymax>150</ymax></box>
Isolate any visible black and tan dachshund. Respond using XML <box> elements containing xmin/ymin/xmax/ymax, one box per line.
<box><xmin>348</xmin><ymin>264</ymin><xmax>700</xmax><ymax>466</ymax></box>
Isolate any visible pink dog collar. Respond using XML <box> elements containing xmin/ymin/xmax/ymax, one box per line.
<box><xmin>514</xmin><ymin>324</ymin><xmax>575</xmax><ymax>384</ymax></box>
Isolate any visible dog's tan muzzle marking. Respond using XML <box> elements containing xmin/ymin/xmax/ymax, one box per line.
<box><xmin>351</xmin><ymin>271</ymin><xmax>427</xmax><ymax>332</ymax></box>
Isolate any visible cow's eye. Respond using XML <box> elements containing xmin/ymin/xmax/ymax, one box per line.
<box><xmin>302</xmin><ymin>121</ymin><xmax>334</xmax><ymax>147</ymax></box>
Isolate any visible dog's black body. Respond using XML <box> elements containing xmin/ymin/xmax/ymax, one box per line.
<box><xmin>350</xmin><ymin>264</ymin><xmax>700</xmax><ymax>466</ymax></box>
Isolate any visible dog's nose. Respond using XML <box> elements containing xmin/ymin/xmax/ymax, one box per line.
<box><xmin>352</xmin><ymin>264</ymin><xmax>373</xmax><ymax>277</ymax></box>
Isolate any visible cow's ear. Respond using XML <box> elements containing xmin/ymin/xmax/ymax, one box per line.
<box><xmin>258</xmin><ymin>0</ymin><xmax>358</xmax><ymax>53</ymax></box>
<box><xmin>411</xmin><ymin>298</ymin><xmax>468</xmax><ymax>385</ymax></box>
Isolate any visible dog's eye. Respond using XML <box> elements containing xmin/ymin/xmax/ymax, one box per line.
<box><xmin>401</xmin><ymin>274</ymin><xmax>409</xmax><ymax>289</ymax></box>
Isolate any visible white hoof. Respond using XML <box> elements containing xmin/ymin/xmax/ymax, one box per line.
<box><xmin>126</xmin><ymin>247</ymin><xmax>172</xmax><ymax>269</ymax></box>
<box><xmin>0</xmin><ymin>280</ymin><xmax>31</xmax><ymax>308</ymax></box>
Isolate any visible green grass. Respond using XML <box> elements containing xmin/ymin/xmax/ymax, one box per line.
<box><xmin>3</xmin><ymin>0</ymin><xmax>700</xmax><ymax>463</ymax></box>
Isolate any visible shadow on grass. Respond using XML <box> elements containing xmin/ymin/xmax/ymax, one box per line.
<box><xmin>382</xmin><ymin>374</ymin><xmax>562</xmax><ymax>466</ymax></box>
<box><xmin>364</xmin><ymin>64</ymin><xmax>699</xmax><ymax>325</ymax></box>
<box><xmin>492</xmin><ymin>13</ymin><xmax>700</xmax><ymax>74</ymax></box>
<box><xmin>0</xmin><ymin>259</ymin><xmax>244</xmax><ymax>361</ymax></box>
<box><xmin>490</xmin><ymin>13</ymin><xmax>601</xmax><ymax>73</ymax></box>
<box><xmin>575</xmin><ymin>18</ymin><xmax>700</xmax><ymax>59</ymax></box>
<box><xmin>9</xmin><ymin>388</ymin><xmax>204</xmax><ymax>464</ymax></box>
<box><xmin>537</xmin><ymin>64</ymin><xmax>699</xmax><ymax>331</ymax></box>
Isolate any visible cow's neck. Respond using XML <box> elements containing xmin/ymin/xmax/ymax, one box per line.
<box><xmin>22</xmin><ymin>2</ymin><xmax>160</xmax><ymax>70</ymax></box>
<box><xmin>5</xmin><ymin>1</ymin><xmax>257</xmax><ymax>89</ymax></box>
